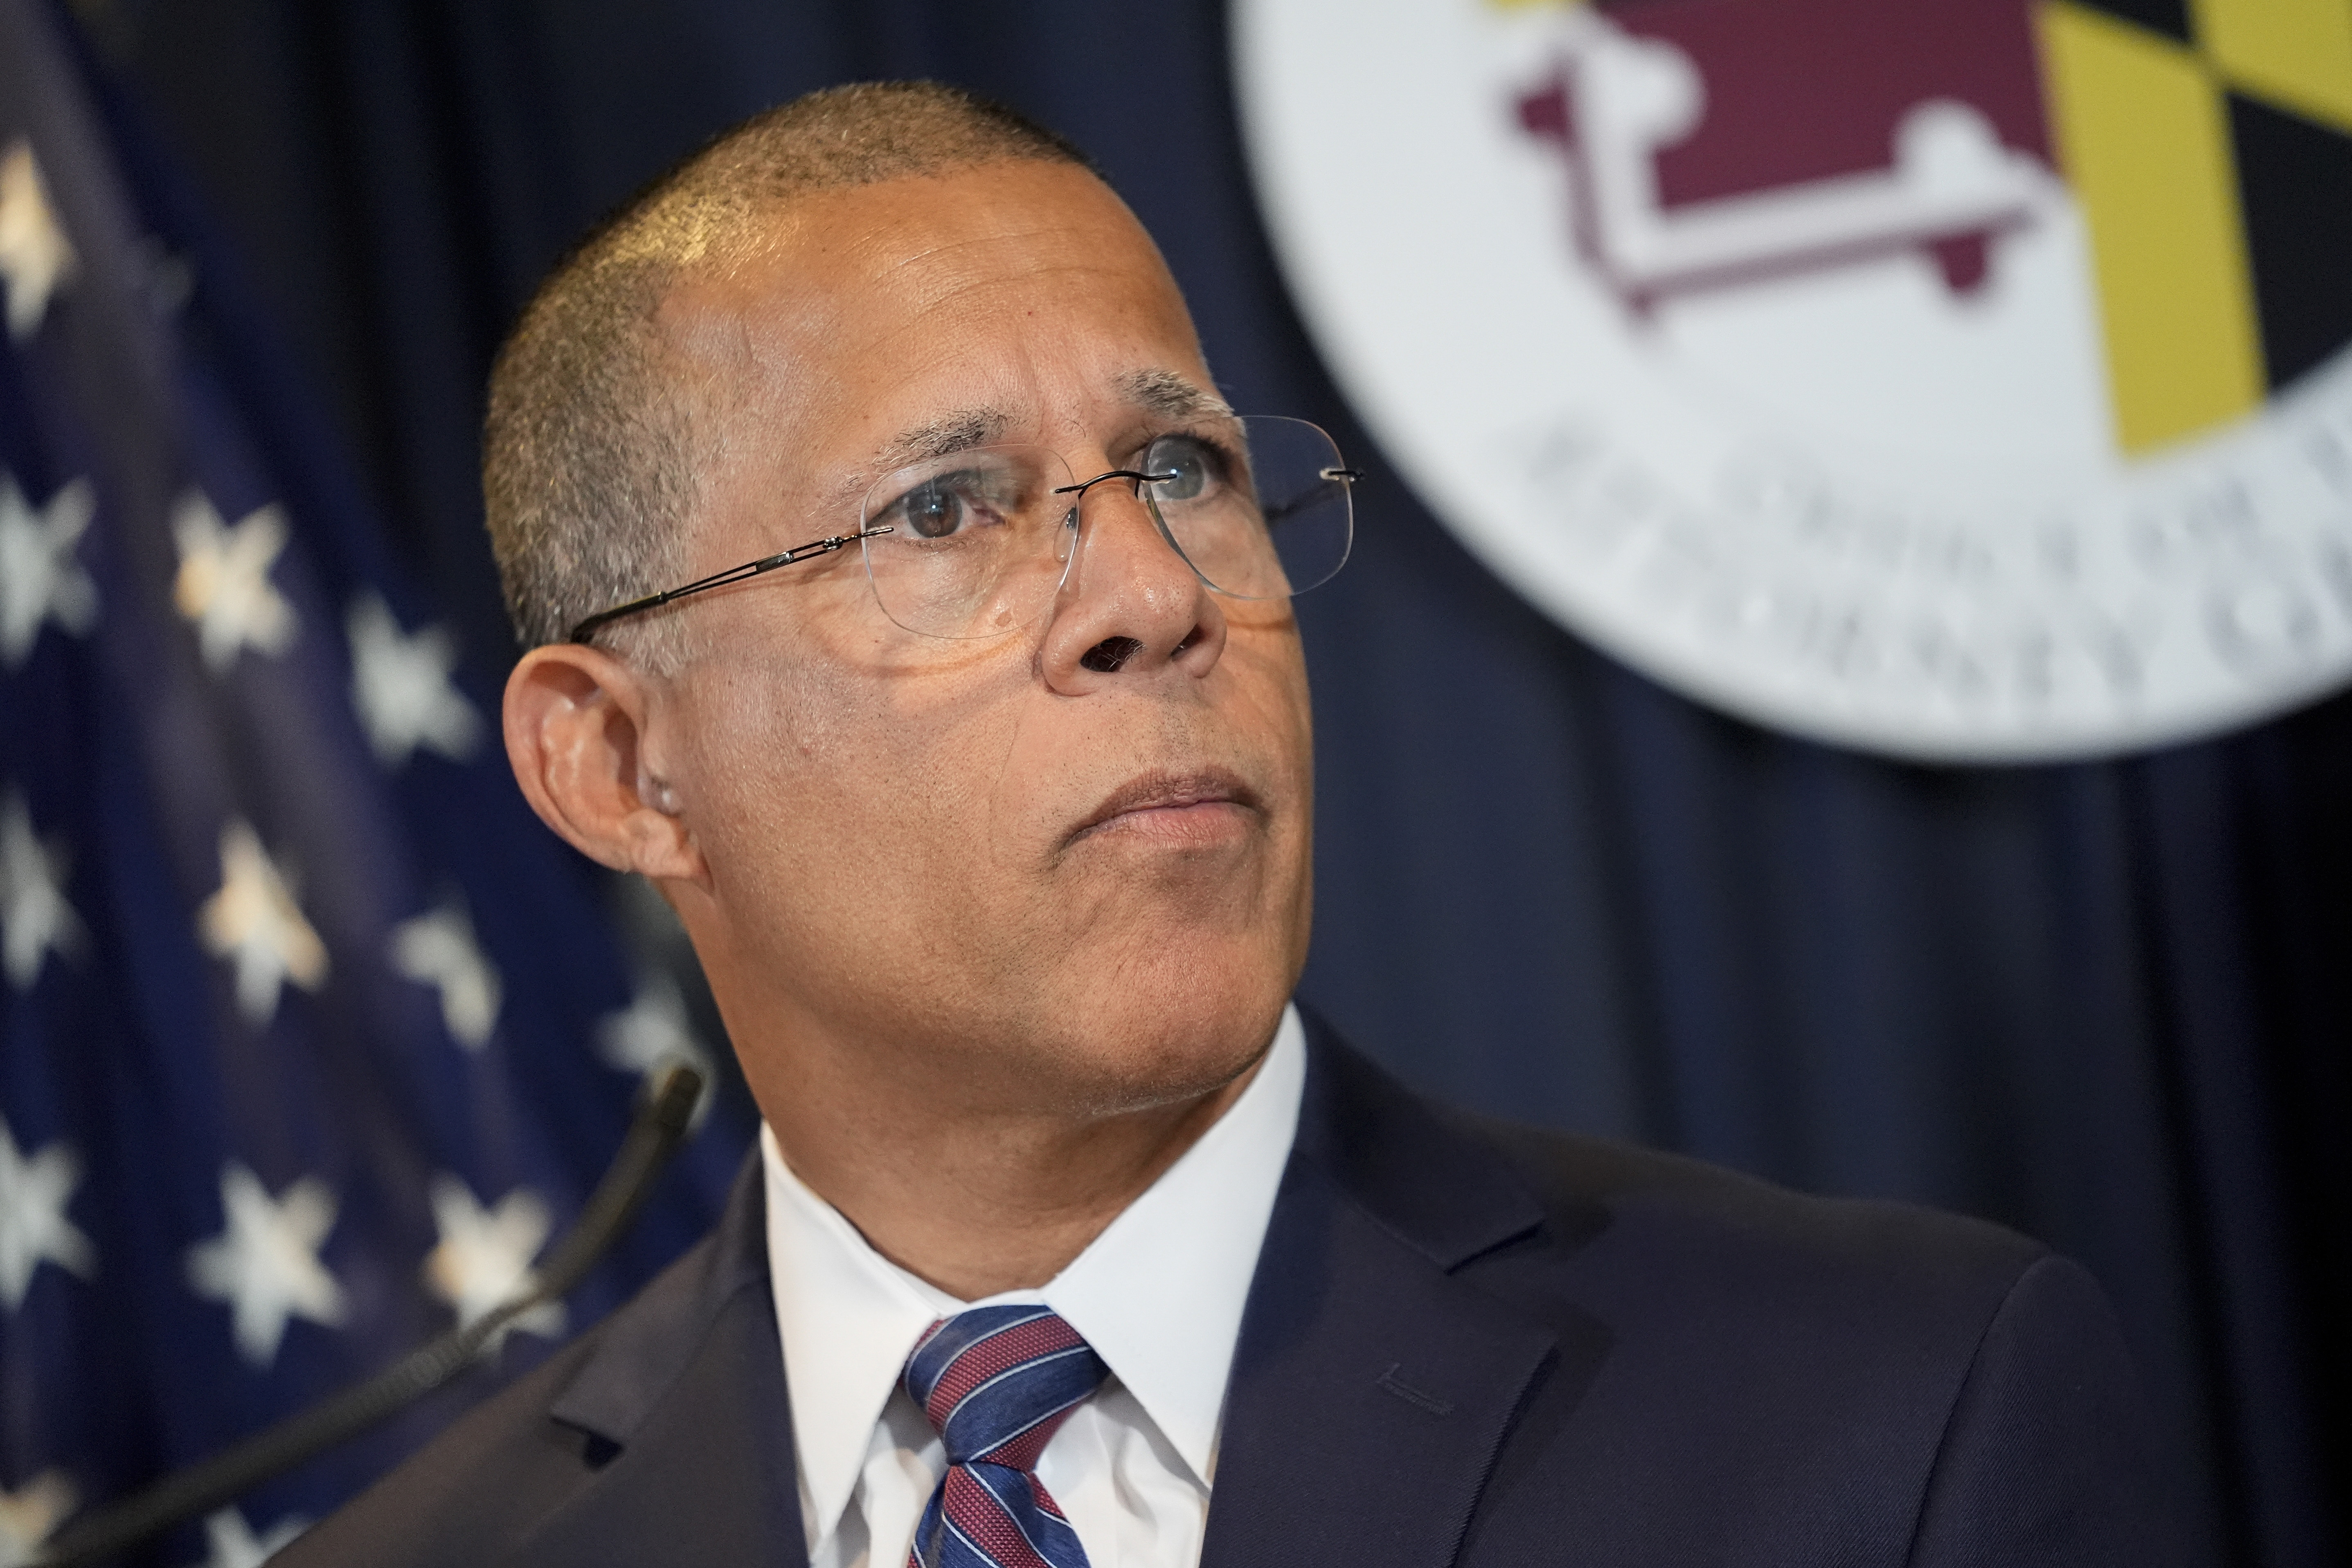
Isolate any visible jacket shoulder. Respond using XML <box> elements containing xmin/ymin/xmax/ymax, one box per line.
<box><xmin>1436</xmin><ymin>1111</ymin><xmax>2173</xmax><ymax>1566</ymax></box>
<box><xmin>1455</xmin><ymin>1110</ymin><xmax>2046</xmax><ymax>1298</ymax></box>
<box><xmin>269</xmin><ymin>1277</ymin><xmax>664</xmax><ymax>1568</ymax></box>
<box><xmin>273</xmin><ymin>1156</ymin><xmax>793</xmax><ymax>1568</ymax></box>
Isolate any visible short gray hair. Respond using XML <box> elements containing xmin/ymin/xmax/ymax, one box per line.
<box><xmin>482</xmin><ymin>82</ymin><xmax>1094</xmax><ymax>664</ymax></box>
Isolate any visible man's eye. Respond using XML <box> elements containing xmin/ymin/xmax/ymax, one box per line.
<box><xmin>901</xmin><ymin>483</ymin><xmax>962</xmax><ymax>539</ymax></box>
<box><xmin>1143</xmin><ymin>436</ymin><xmax>1224</xmax><ymax>504</ymax></box>
<box><xmin>885</xmin><ymin>475</ymin><xmax>998</xmax><ymax>539</ymax></box>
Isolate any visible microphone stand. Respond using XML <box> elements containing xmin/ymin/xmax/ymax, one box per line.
<box><xmin>35</xmin><ymin>1062</ymin><xmax>707</xmax><ymax>1568</ymax></box>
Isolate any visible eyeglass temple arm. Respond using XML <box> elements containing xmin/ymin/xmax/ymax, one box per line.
<box><xmin>1257</xmin><ymin>467</ymin><xmax>1366</xmax><ymax>529</ymax></box>
<box><xmin>566</xmin><ymin>526</ymin><xmax>895</xmax><ymax>644</ymax></box>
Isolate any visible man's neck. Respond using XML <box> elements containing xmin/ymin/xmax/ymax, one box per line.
<box><xmin>751</xmin><ymin>1037</ymin><xmax>1269</xmax><ymax>1301</ymax></box>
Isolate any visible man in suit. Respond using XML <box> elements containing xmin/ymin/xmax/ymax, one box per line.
<box><xmin>280</xmin><ymin>82</ymin><xmax>2172</xmax><ymax>1568</ymax></box>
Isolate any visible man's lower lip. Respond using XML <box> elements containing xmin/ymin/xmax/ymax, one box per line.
<box><xmin>1079</xmin><ymin>800</ymin><xmax>1251</xmax><ymax>844</ymax></box>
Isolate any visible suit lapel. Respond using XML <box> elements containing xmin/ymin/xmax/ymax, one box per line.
<box><xmin>488</xmin><ymin>1023</ymin><xmax>1555</xmax><ymax>1568</ymax></box>
<box><xmin>1200</xmin><ymin>1021</ymin><xmax>1559</xmax><ymax>1568</ymax></box>
<box><xmin>508</xmin><ymin>1156</ymin><xmax>809</xmax><ymax>1568</ymax></box>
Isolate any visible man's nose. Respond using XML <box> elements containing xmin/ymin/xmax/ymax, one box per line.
<box><xmin>1038</xmin><ymin>478</ymin><xmax>1227</xmax><ymax>694</ymax></box>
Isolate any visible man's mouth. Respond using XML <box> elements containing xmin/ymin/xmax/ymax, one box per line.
<box><xmin>1067</xmin><ymin>767</ymin><xmax>1260</xmax><ymax>848</ymax></box>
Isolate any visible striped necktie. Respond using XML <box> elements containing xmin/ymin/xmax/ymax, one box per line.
<box><xmin>902</xmin><ymin>1305</ymin><xmax>1110</xmax><ymax>1568</ymax></box>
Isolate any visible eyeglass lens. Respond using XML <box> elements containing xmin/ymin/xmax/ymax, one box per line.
<box><xmin>857</xmin><ymin>415</ymin><xmax>1353</xmax><ymax>640</ymax></box>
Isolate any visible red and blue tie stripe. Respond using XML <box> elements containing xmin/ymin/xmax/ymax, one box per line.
<box><xmin>903</xmin><ymin>1306</ymin><xmax>1109</xmax><ymax>1568</ymax></box>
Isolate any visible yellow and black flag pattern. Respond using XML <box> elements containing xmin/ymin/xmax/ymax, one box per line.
<box><xmin>2042</xmin><ymin>0</ymin><xmax>2352</xmax><ymax>451</ymax></box>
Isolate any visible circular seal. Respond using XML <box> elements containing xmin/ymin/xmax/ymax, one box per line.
<box><xmin>1236</xmin><ymin>0</ymin><xmax>2352</xmax><ymax>760</ymax></box>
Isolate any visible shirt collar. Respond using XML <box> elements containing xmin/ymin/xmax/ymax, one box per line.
<box><xmin>762</xmin><ymin>1004</ymin><xmax>1306</xmax><ymax>1548</ymax></box>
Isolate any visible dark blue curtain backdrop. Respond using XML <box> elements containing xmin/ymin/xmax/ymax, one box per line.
<box><xmin>77</xmin><ymin>2</ymin><xmax>2348</xmax><ymax>1564</ymax></box>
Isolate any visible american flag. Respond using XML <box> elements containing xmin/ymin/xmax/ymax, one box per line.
<box><xmin>0</xmin><ymin>2</ymin><xmax>748</xmax><ymax>1561</ymax></box>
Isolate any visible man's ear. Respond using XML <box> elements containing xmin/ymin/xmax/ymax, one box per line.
<box><xmin>502</xmin><ymin>643</ymin><xmax>705</xmax><ymax>883</ymax></box>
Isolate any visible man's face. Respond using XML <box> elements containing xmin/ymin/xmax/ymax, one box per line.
<box><xmin>642</xmin><ymin>161</ymin><xmax>1314</xmax><ymax>1120</ymax></box>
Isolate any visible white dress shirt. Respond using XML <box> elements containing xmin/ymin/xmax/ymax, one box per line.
<box><xmin>761</xmin><ymin>1006</ymin><xmax>1307</xmax><ymax>1568</ymax></box>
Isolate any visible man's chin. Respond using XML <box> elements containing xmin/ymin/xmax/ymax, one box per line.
<box><xmin>1023</xmin><ymin>980</ymin><xmax>1290</xmax><ymax>1121</ymax></box>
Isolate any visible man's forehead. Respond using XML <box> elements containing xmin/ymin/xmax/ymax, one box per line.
<box><xmin>653</xmin><ymin>162</ymin><xmax>1220</xmax><ymax>518</ymax></box>
<box><xmin>663</xmin><ymin>162</ymin><xmax>1159</xmax><ymax>327</ymax></box>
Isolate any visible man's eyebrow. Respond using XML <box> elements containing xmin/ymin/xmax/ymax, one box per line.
<box><xmin>826</xmin><ymin>409</ymin><xmax>1014</xmax><ymax>517</ymax></box>
<box><xmin>873</xmin><ymin>378</ymin><xmax>1223</xmax><ymax>473</ymax></box>
<box><xmin>880</xmin><ymin>409</ymin><xmax>1014</xmax><ymax>469</ymax></box>
<box><xmin>1118</xmin><ymin>369</ymin><xmax>1235</xmax><ymax>424</ymax></box>
<box><xmin>825</xmin><ymin>378</ymin><xmax>1231</xmax><ymax>518</ymax></box>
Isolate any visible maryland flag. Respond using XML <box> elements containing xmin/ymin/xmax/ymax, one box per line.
<box><xmin>2038</xmin><ymin>0</ymin><xmax>2352</xmax><ymax>450</ymax></box>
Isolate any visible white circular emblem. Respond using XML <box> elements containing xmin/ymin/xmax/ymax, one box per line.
<box><xmin>1236</xmin><ymin>0</ymin><xmax>2352</xmax><ymax>760</ymax></box>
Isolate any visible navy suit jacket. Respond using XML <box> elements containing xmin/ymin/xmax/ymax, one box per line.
<box><xmin>280</xmin><ymin>1018</ymin><xmax>2174</xmax><ymax>1566</ymax></box>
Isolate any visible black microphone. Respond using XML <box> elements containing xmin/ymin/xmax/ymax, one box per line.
<box><xmin>35</xmin><ymin>1062</ymin><xmax>707</xmax><ymax>1568</ymax></box>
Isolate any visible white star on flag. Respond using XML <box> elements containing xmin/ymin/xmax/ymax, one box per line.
<box><xmin>172</xmin><ymin>492</ymin><xmax>296</xmax><ymax>673</ymax></box>
<box><xmin>185</xmin><ymin>1507</ymin><xmax>307</xmax><ymax>1568</ymax></box>
<box><xmin>197</xmin><ymin>820</ymin><xmax>328</xmax><ymax>1025</ymax></box>
<box><xmin>1</xmin><ymin>792</ymin><xmax>82</xmax><ymax>992</ymax></box>
<box><xmin>0</xmin><ymin>140</ymin><xmax>74</xmax><ymax>341</ymax></box>
<box><xmin>0</xmin><ymin>1115</ymin><xmax>97</xmax><ymax>1312</ymax></box>
<box><xmin>389</xmin><ymin>901</ymin><xmax>501</xmax><ymax>1049</ymax></box>
<box><xmin>346</xmin><ymin>594</ymin><xmax>482</xmax><ymax>767</ymax></box>
<box><xmin>423</xmin><ymin>1175</ymin><xmax>565</xmax><ymax>1346</ymax></box>
<box><xmin>597</xmin><ymin>974</ymin><xmax>716</xmax><ymax>1127</ymax></box>
<box><xmin>186</xmin><ymin>1161</ymin><xmax>347</xmax><ymax>1368</ymax></box>
<box><xmin>0</xmin><ymin>472</ymin><xmax>96</xmax><ymax>668</ymax></box>
<box><xmin>0</xmin><ymin>1469</ymin><xmax>75</xmax><ymax>1567</ymax></box>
